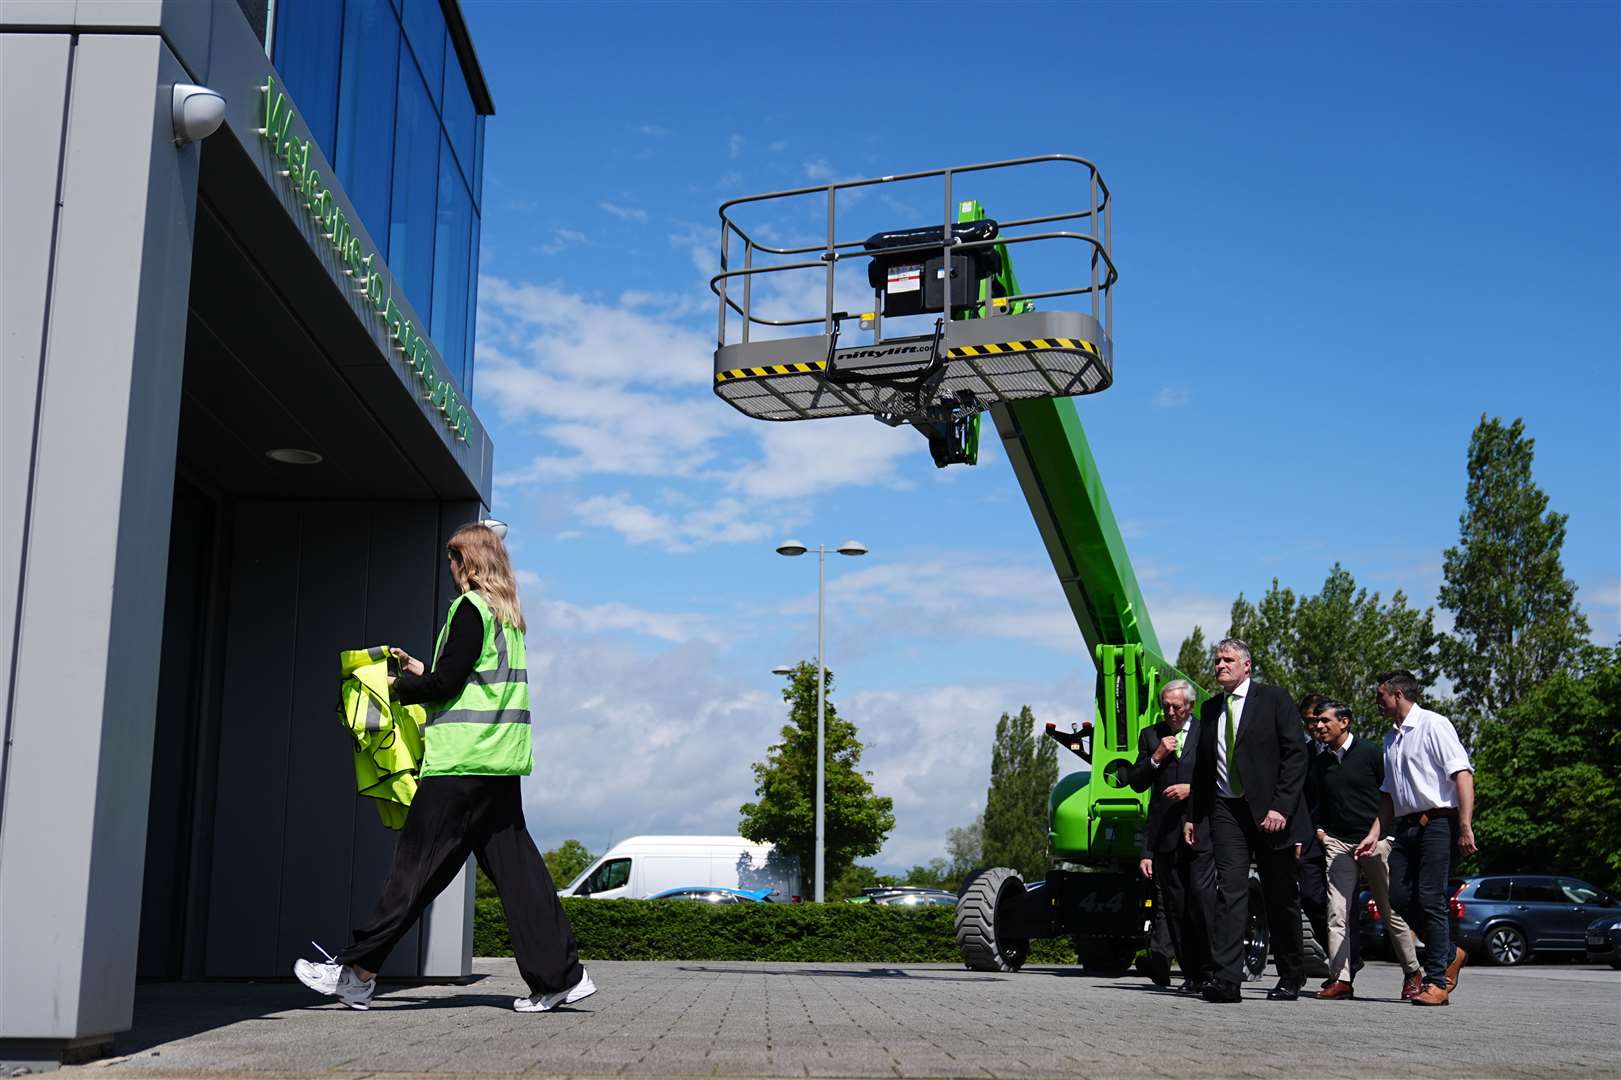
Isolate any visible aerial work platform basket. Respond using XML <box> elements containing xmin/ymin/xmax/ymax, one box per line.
<box><xmin>710</xmin><ymin>155</ymin><xmax>1116</xmax><ymax>462</ymax></box>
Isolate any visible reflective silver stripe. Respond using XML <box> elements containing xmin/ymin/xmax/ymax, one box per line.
<box><xmin>425</xmin><ymin>708</ymin><xmax>531</xmax><ymax>727</ymax></box>
<box><xmin>363</xmin><ymin>694</ymin><xmax>384</xmax><ymax>733</ymax></box>
<box><xmin>469</xmin><ymin>621</ymin><xmax>524</xmax><ymax>685</ymax></box>
<box><xmin>368</xmin><ymin>646</ymin><xmax>387</xmax><ymax>661</ymax></box>
<box><xmin>468</xmin><ymin>667</ymin><xmax>527</xmax><ymax>687</ymax></box>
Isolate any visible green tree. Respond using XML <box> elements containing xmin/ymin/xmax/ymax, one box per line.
<box><xmin>825</xmin><ymin>863</ymin><xmax>897</xmax><ymax>901</ymax></box>
<box><xmin>1472</xmin><ymin>647</ymin><xmax>1621</xmax><ymax>894</ymax></box>
<box><xmin>1227</xmin><ymin>564</ymin><xmax>1440</xmax><ymax>741</ymax></box>
<box><xmin>981</xmin><ymin>705</ymin><xmax>1058</xmax><ymax>882</ymax></box>
<box><xmin>544</xmin><ymin>839</ymin><xmax>597</xmax><ymax>889</ymax></box>
<box><xmin>945</xmin><ymin>813</ymin><xmax>984</xmax><ymax>885</ymax></box>
<box><xmin>739</xmin><ymin>661</ymin><xmax>895</xmax><ymax>899</ymax></box>
<box><xmin>1176</xmin><ymin>626</ymin><xmax>1211</xmax><ymax>687</ymax></box>
<box><xmin>1439</xmin><ymin>416</ymin><xmax>1592</xmax><ymax>724</ymax></box>
<box><xmin>477</xmin><ymin>838</ymin><xmax>598</xmax><ymax>899</ymax></box>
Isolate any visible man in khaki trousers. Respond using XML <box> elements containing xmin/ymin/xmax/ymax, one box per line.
<box><xmin>1305</xmin><ymin>701</ymin><xmax>1422</xmax><ymax>999</ymax></box>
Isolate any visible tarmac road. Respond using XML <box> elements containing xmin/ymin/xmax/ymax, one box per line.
<box><xmin>60</xmin><ymin>958</ymin><xmax>1621</xmax><ymax>1079</ymax></box>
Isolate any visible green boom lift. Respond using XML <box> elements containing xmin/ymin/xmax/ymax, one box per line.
<box><xmin>710</xmin><ymin>156</ymin><xmax>1267</xmax><ymax>978</ymax></box>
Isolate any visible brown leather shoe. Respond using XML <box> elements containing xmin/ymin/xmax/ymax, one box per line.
<box><xmin>1314</xmin><ymin>980</ymin><xmax>1354</xmax><ymax>1000</ymax></box>
<box><xmin>1400</xmin><ymin>970</ymin><xmax>1424</xmax><ymax>1000</ymax></box>
<box><xmin>1444</xmin><ymin>945</ymin><xmax>1467</xmax><ymax>992</ymax></box>
<box><xmin>1411</xmin><ymin>983</ymin><xmax>1450</xmax><ymax>1006</ymax></box>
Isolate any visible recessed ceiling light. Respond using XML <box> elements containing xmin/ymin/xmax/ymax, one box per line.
<box><xmin>266</xmin><ymin>448</ymin><xmax>323</xmax><ymax>465</ymax></box>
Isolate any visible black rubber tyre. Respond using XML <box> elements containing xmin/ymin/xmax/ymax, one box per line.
<box><xmin>956</xmin><ymin>868</ymin><xmax>1029</xmax><ymax>972</ymax></box>
<box><xmin>1483</xmin><ymin>923</ymin><xmax>1528</xmax><ymax>966</ymax></box>
<box><xmin>1244</xmin><ymin>879</ymin><xmax>1270</xmax><ymax>981</ymax></box>
<box><xmin>1075</xmin><ymin>940</ymin><xmax>1135</xmax><ymax>977</ymax></box>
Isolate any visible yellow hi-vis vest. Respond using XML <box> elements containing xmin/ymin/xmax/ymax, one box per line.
<box><xmin>421</xmin><ymin>590</ymin><xmax>532</xmax><ymax>777</ymax></box>
<box><xmin>339</xmin><ymin>646</ymin><xmax>426</xmax><ymax>829</ymax></box>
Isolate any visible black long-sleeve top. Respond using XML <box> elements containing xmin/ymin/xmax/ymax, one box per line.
<box><xmin>393</xmin><ymin>599</ymin><xmax>482</xmax><ymax>706</ymax></box>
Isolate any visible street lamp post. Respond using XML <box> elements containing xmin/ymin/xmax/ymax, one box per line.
<box><xmin>775</xmin><ymin>538</ymin><xmax>867</xmax><ymax>902</ymax></box>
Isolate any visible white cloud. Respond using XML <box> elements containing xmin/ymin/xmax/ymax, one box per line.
<box><xmin>732</xmin><ymin>417</ymin><xmax>917</xmax><ymax>500</ymax></box>
<box><xmin>599</xmin><ymin>200</ymin><xmax>649</xmax><ymax>223</ymax></box>
<box><xmin>1153</xmin><ymin>386</ymin><xmax>1191</xmax><ymax>407</ymax></box>
<box><xmin>637</xmin><ymin>124</ymin><xmax>672</xmax><ymax>137</ymax></box>
<box><xmin>536</xmin><ymin>227</ymin><xmax>588</xmax><ymax>256</ymax></box>
<box><xmin>512</xmin><ymin>596</ymin><xmax>1094</xmax><ymax>876</ymax></box>
<box><xmin>571</xmin><ymin>492</ymin><xmax>796</xmax><ymax>551</ymax></box>
<box><xmin>848</xmin><ymin>679</ymin><xmax>1090</xmax><ymax>870</ymax></box>
<box><xmin>769</xmin><ymin>139</ymin><xmax>788</xmax><ymax>153</ymax></box>
<box><xmin>804</xmin><ymin>158</ymin><xmax>834</xmax><ymax>180</ymax></box>
<box><xmin>728</xmin><ymin>133</ymin><xmax>745</xmax><ymax>159</ymax></box>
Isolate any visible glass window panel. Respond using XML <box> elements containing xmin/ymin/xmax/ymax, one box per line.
<box><xmin>271</xmin><ymin>0</ymin><xmax>341</xmax><ymax>159</ymax></box>
<box><xmin>1512</xmin><ymin>880</ymin><xmax>1563</xmax><ymax>903</ymax></box>
<box><xmin>472</xmin><ymin>114</ymin><xmax>485</xmax><ymax>210</ymax></box>
<box><xmin>388</xmin><ymin>62</ymin><xmax>439</xmax><ymax>321</ymax></box>
<box><xmin>334</xmin><ymin>0</ymin><xmax>401</xmax><ymax>255</ymax></box>
<box><xmin>400</xmin><ymin>0</ymin><xmax>445</xmax><ymax>110</ymax></box>
<box><xmin>441</xmin><ymin>29</ymin><xmax>477</xmax><ymax>184</ymax></box>
<box><xmin>430</xmin><ymin>138</ymin><xmax>472</xmax><ymax>387</ymax></box>
<box><xmin>463</xmin><ymin>212</ymin><xmax>480</xmax><ymax>398</ymax></box>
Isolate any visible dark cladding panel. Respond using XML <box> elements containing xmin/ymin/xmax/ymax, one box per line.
<box><xmin>273</xmin><ymin>504</ymin><xmax>369</xmax><ymax>974</ymax></box>
<box><xmin>348</xmin><ymin>502</ymin><xmax>444</xmax><ymax>973</ymax></box>
<box><xmin>205</xmin><ymin>503</ymin><xmax>302</xmax><ymax>976</ymax></box>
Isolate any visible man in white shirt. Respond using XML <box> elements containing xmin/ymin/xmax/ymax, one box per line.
<box><xmin>1354</xmin><ymin>671</ymin><xmax>1475</xmax><ymax>1007</ymax></box>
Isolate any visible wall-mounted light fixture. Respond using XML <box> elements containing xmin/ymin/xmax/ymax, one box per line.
<box><xmin>172</xmin><ymin>84</ymin><xmax>225</xmax><ymax>144</ymax></box>
<box><xmin>265</xmin><ymin>448</ymin><xmax>323</xmax><ymax>465</ymax></box>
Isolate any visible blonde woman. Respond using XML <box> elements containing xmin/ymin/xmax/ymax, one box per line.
<box><xmin>294</xmin><ymin>523</ymin><xmax>594</xmax><ymax>1013</ymax></box>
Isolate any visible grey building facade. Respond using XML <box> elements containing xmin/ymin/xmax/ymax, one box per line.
<box><xmin>1</xmin><ymin>0</ymin><xmax>496</xmax><ymax>1066</ymax></box>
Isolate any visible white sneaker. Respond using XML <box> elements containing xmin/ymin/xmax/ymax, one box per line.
<box><xmin>514</xmin><ymin>969</ymin><xmax>596</xmax><ymax>1013</ymax></box>
<box><xmin>293</xmin><ymin>957</ymin><xmax>376</xmax><ymax>1011</ymax></box>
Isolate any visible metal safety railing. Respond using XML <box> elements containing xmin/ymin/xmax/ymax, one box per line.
<box><xmin>710</xmin><ymin>154</ymin><xmax>1115</xmax><ymax>347</ymax></box>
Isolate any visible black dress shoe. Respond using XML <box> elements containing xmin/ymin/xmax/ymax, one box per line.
<box><xmin>1266</xmin><ymin>979</ymin><xmax>1301</xmax><ymax>1001</ymax></box>
<box><xmin>1176</xmin><ymin>978</ymin><xmax>1205</xmax><ymax>995</ymax></box>
<box><xmin>1202</xmin><ymin>980</ymin><xmax>1242</xmax><ymax>1003</ymax></box>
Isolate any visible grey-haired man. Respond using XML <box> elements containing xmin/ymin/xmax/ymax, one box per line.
<box><xmin>1128</xmin><ymin>679</ymin><xmax>1214</xmax><ymax>993</ymax></box>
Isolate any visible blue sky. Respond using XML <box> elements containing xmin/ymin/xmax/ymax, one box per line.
<box><xmin>458</xmin><ymin>0</ymin><xmax>1619</xmax><ymax>872</ymax></box>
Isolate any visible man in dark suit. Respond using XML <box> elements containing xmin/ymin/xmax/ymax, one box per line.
<box><xmin>1128</xmin><ymin>678</ymin><xmax>1213</xmax><ymax>993</ymax></box>
<box><xmin>1184</xmin><ymin>638</ymin><xmax>1310</xmax><ymax>1002</ymax></box>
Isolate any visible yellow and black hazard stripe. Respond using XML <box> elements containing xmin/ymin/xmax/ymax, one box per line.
<box><xmin>715</xmin><ymin>360</ymin><xmax>828</xmax><ymax>383</ymax></box>
<box><xmin>714</xmin><ymin>339</ymin><xmax>1100</xmax><ymax>384</ymax></box>
<box><xmin>947</xmin><ymin>337</ymin><xmax>1099</xmax><ymax>359</ymax></box>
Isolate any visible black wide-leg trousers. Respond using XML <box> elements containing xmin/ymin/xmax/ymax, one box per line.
<box><xmin>1209</xmin><ymin>796</ymin><xmax>1304</xmax><ymax>987</ymax></box>
<box><xmin>336</xmin><ymin>775</ymin><xmax>584</xmax><ymax>996</ymax></box>
<box><xmin>1149</xmin><ymin>847</ymin><xmax>1214</xmax><ymax>980</ymax></box>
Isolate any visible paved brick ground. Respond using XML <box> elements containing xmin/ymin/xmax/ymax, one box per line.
<box><xmin>60</xmin><ymin>959</ymin><xmax>1620</xmax><ymax>1078</ymax></box>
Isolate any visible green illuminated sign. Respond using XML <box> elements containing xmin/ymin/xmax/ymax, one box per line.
<box><xmin>259</xmin><ymin>78</ymin><xmax>470</xmax><ymax>443</ymax></box>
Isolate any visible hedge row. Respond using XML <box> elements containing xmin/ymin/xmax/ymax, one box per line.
<box><xmin>475</xmin><ymin>897</ymin><xmax>1081</xmax><ymax>963</ymax></box>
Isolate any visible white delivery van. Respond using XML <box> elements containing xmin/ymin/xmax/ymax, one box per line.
<box><xmin>564</xmin><ymin>835</ymin><xmax>801</xmax><ymax>901</ymax></box>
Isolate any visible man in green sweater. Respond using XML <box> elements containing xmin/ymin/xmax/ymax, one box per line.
<box><xmin>1305</xmin><ymin>701</ymin><xmax>1422</xmax><ymax>1000</ymax></box>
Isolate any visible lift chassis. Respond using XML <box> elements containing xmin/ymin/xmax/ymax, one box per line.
<box><xmin>709</xmin><ymin>156</ymin><xmax>1268</xmax><ymax>978</ymax></box>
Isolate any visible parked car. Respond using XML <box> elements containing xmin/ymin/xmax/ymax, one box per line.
<box><xmin>1356</xmin><ymin>879</ymin><xmax>1467</xmax><ymax>961</ymax></box>
<box><xmin>1584</xmin><ymin>914</ymin><xmax>1621</xmax><ymax>969</ymax></box>
<box><xmin>646</xmin><ymin>886</ymin><xmax>774</xmax><ymax>904</ymax></box>
<box><xmin>1452</xmin><ymin>875</ymin><xmax>1621</xmax><ymax>965</ymax></box>
<box><xmin>1358</xmin><ymin>876</ymin><xmax>1621</xmax><ymax>966</ymax></box>
<box><xmin>564</xmin><ymin>835</ymin><xmax>800</xmax><ymax>900</ymax></box>
<box><xmin>866</xmin><ymin>887</ymin><xmax>957</xmax><ymax>908</ymax></box>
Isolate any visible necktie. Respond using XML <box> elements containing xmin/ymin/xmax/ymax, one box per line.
<box><xmin>1225</xmin><ymin>695</ymin><xmax>1245</xmax><ymax>796</ymax></box>
<box><xmin>1175</xmin><ymin>726</ymin><xmax>1188</xmax><ymax>755</ymax></box>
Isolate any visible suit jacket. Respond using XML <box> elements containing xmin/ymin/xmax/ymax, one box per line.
<box><xmin>1127</xmin><ymin>718</ymin><xmax>1209</xmax><ymax>854</ymax></box>
<box><xmin>1188</xmin><ymin>681</ymin><xmax>1311</xmax><ymax>849</ymax></box>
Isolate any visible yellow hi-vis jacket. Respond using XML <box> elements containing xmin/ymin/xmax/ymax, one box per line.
<box><xmin>339</xmin><ymin>646</ymin><xmax>426</xmax><ymax>829</ymax></box>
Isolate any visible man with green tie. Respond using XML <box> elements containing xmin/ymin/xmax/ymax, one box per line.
<box><xmin>1184</xmin><ymin>638</ymin><xmax>1311</xmax><ymax>1003</ymax></box>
